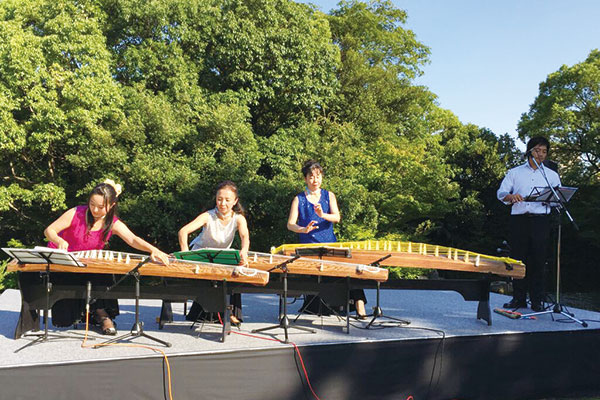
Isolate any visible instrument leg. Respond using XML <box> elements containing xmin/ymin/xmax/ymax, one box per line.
<box><xmin>477</xmin><ymin>300</ymin><xmax>492</xmax><ymax>326</ymax></box>
<box><xmin>346</xmin><ymin>277</ymin><xmax>350</xmax><ymax>334</ymax></box>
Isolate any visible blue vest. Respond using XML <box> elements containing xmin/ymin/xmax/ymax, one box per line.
<box><xmin>296</xmin><ymin>189</ymin><xmax>337</xmax><ymax>243</ymax></box>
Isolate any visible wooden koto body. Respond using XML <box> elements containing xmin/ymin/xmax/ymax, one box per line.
<box><xmin>246</xmin><ymin>251</ymin><xmax>388</xmax><ymax>282</ymax></box>
<box><xmin>273</xmin><ymin>240</ymin><xmax>525</xmax><ymax>279</ymax></box>
<box><xmin>7</xmin><ymin>250</ymin><xmax>269</xmax><ymax>286</ymax></box>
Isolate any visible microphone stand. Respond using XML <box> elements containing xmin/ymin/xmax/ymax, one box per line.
<box><xmin>520</xmin><ymin>156</ymin><xmax>586</xmax><ymax>326</ymax></box>
<box><xmin>365</xmin><ymin>255</ymin><xmax>411</xmax><ymax>329</ymax></box>
<box><xmin>251</xmin><ymin>256</ymin><xmax>316</xmax><ymax>343</ymax></box>
<box><xmin>94</xmin><ymin>257</ymin><xmax>172</xmax><ymax>348</ymax></box>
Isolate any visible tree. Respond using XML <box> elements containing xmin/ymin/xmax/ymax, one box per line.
<box><xmin>198</xmin><ymin>0</ymin><xmax>340</xmax><ymax>135</ymax></box>
<box><xmin>519</xmin><ymin>49</ymin><xmax>600</xmax><ymax>185</ymax></box>
<box><xmin>518</xmin><ymin>49</ymin><xmax>600</xmax><ymax>291</ymax></box>
<box><xmin>0</xmin><ymin>0</ymin><xmax>546</xmax><ymax>285</ymax></box>
<box><xmin>0</xmin><ymin>0</ymin><xmax>125</xmax><ymax>245</ymax></box>
<box><xmin>328</xmin><ymin>0</ymin><xmax>431</xmax><ymax>138</ymax></box>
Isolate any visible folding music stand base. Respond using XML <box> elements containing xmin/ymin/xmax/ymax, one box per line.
<box><xmin>17</xmin><ymin>329</ymin><xmax>90</xmax><ymax>353</ymax></box>
<box><xmin>519</xmin><ymin>206</ymin><xmax>586</xmax><ymax>327</ymax></box>
<box><xmin>292</xmin><ymin>295</ymin><xmax>346</xmax><ymax>322</ymax></box>
<box><xmin>15</xmin><ymin>262</ymin><xmax>91</xmax><ymax>353</ymax></box>
<box><xmin>521</xmin><ymin>303</ymin><xmax>588</xmax><ymax>327</ymax></box>
<box><xmin>193</xmin><ymin>280</ymin><xmax>231</xmax><ymax>343</ymax></box>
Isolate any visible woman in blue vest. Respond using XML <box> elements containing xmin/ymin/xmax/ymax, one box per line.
<box><xmin>287</xmin><ymin>160</ymin><xmax>367</xmax><ymax>318</ymax></box>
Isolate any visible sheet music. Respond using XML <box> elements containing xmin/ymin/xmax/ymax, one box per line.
<box><xmin>33</xmin><ymin>246</ymin><xmax>68</xmax><ymax>253</ymax></box>
<box><xmin>525</xmin><ymin>186</ymin><xmax>577</xmax><ymax>203</ymax></box>
<box><xmin>174</xmin><ymin>248</ymin><xmax>241</xmax><ymax>265</ymax></box>
<box><xmin>2</xmin><ymin>247</ymin><xmax>86</xmax><ymax>267</ymax></box>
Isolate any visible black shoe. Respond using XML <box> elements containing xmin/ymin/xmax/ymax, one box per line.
<box><xmin>530</xmin><ymin>302</ymin><xmax>544</xmax><ymax>312</ymax></box>
<box><xmin>503</xmin><ymin>299</ymin><xmax>527</xmax><ymax>309</ymax></box>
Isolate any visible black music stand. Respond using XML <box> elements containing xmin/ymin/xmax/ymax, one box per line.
<box><xmin>519</xmin><ymin>169</ymin><xmax>585</xmax><ymax>325</ymax></box>
<box><xmin>2</xmin><ymin>247</ymin><xmax>92</xmax><ymax>352</ymax></box>
<box><xmin>251</xmin><ymin>256</ymin><xmax>316</xmax><ymax>343</ymax></box>
<box><xmin>94</xmin><ymin>257</ymin><xmax>172</xmax><ymax>348</ymax></box>
<box><xmin>365</xmin><ymin>255</ymin><xmax>411</xmax><ymax>329</ymax></box>
<box><xmin>174</xmin><ymin>248</ymin><xmax>240</xmax><ymax>336</ymax></box>
<box><xmin>173</xmin><ymin>248</ymin><xmax>241</xmax><ymax>264</ymax></box>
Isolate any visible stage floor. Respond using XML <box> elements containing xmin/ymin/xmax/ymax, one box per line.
<box><xmin>1</xmin><ymin>287</ymin><xmax>598</xmax><ymax>366</ymax></box>
<box><xmin>1</xmin><ymin>287</ymin><xmax>600</xmax><ymax>400</ymax></box>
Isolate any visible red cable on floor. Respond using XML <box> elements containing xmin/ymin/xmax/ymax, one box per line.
<box><xmin>217</xmin><ymin>313</ymin><xmax>321</xmax><ymax>400</ymax></box>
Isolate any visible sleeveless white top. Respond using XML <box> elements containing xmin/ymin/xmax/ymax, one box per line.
<box><xmin>190</xmin><ymin>208</ymin><xmax>240</xmax><ymax>250</ymax></box>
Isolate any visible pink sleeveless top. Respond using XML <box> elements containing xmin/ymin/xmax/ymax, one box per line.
<box><xmin>48</xmin><ymin>205</ymin><xmax>118</xmax><ymax>252</ymax></box>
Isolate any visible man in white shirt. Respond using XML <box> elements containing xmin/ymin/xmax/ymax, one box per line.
<box><xmin>497</xmin><ymin>136</ymin><xmax>561</xmax><ymax>311</ymax></box>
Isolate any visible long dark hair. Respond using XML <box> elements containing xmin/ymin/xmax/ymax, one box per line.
<box><xmin>215</xmin><ymin>180</ymin><xmax>245</xmax><ymax>216</ymax></box>
<box><xmin>86</xmin><ymin>182</ymin><xmax>118</xmax><ymax>242</ymax></box>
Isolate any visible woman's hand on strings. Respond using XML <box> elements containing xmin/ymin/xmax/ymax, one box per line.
<box><xmin>239</xmin><ymin>249</ymin><xmax>249</xmax><ymax>266</ymax></box>
<box><xmin>57</xmin><ymin>238</ymin><xmax>69</xmax><ymax>251</ymax></box>
<box><xmin>150</xmin><ymin>249</ymin><xmax>170</xmax><ymax>265</ymax></box>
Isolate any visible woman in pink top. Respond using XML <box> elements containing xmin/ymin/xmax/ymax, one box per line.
<box><xmin>44</xmin><ymin>180</ymin><xmax>169</xmax><ymax>334</ymax></box>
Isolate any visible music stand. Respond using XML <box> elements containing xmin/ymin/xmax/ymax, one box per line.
<box><xmin>519</xmin><ymin>170</ymin><xmax>585</xmax><ymax>326</ymax></box>
<box><xmin>173</xmin><ymin>248</ymin><xmax>241</xmax><ymax>265</ymax></box>
<box><xmin>94</xmin><ymin>257</ymin><xmax>172</xmax><ymax>348</ymax></box>
<box><xmin>173</xmin><ymin>249</ymin><xmax>240</xmax><ymax>336</ymax></box>
<box><xmin>525</xmin><ymin>186</ymin><xmax>577</xmax><ymax>204</ymax></box>
<box><xmin>2</xmin><ymin>247</ymin><xmax>91</xmax><ymax>352</ymax></box>
<box><xmin>251</xmin><ymin>255</ymin><xmax>316</xmax><ymax>343</ymax></box>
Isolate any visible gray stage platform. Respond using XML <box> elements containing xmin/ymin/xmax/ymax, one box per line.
<box><xmin>1</xmin><ymin>287</ymin><xmax>599</xmax><ymax>365</ymax></box>
<box><xmin>1</xmin><ymin>288</ymin><xmax>599</xmax><ymax>399</ymax></box>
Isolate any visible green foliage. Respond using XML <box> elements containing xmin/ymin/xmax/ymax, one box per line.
<box><xmin>518</xmin><ymin>49</ymin><xmax>600</xmax><ymax>290</ymax></box>
<box><xmin>0</xmin><ymin>0</ymin><xmax>513</xmax><ymax>253</ymax></box>
<box><xmin>519</xmin><ymin>49</ymin><xmax>600</xmax><ymax>185</ymax></box>
<box><xmin>387</xmin><ymin>267</ymin><xmax>428</xmax><ymax>280</ymax></box>
<box><xmin>1</xmin><ymin>0</ymin><xmax>596</xmax><ymax>290</ymax></box>
<box><xmin>0</xmin><ymin>239</ymin><xmax>22</xmax><ymax>293</ymax></box>
<box><xmin>0</xmin><ymin>259</ymin><xmax>18</xmax><ymax>293</ymax></box>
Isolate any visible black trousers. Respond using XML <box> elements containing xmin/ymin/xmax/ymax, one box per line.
<box><xmin>185</xmin><ymin>294</ymin><xmax>243</xmax><ymax>322</ymax></box>
<box><xmin>509</xmin><ymin>214</ymin><xmax>551</xmax><ymax>304</ymax></box>
<box><xmin>300</xmin><ymin>289</ymin><xmax>367</xmax><ymax>316</ymax></box>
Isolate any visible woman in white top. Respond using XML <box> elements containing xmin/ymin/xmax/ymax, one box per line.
<box><xmin>178</xmin><ymin>181</ymin><xmax>250</xmax><ymax>325</ymax></box>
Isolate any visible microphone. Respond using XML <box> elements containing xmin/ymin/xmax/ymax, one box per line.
<box><xmin>496</xmin><ymin>240</ymin><xmax>511</xmax><ymax>257</ymax></box>
<box><xmin>543</xmin><ymin>159</ymin><xmax>559</xmax><ymax>173</ymax></box>
<box><xmin>86</xmin><ymin>281</ymin><xmax>91</xmax><ymax>313</ymax></box>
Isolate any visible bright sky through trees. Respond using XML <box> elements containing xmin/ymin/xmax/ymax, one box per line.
<box><xmin>302</xmin><ymin>0</ymin><xmax>600</xmax><ymax>148</ymax></box>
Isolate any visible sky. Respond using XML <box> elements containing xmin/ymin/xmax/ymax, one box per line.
<box><xmin>300</xmin><ymin>0</ymin><xmax>600</xmax><ymax>149</ymax></box>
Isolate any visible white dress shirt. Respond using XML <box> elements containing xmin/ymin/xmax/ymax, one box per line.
<box><xmin>497</xmin><ymin>162</ymin><xmax>561</xmax><ymax>215</ymax></box>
